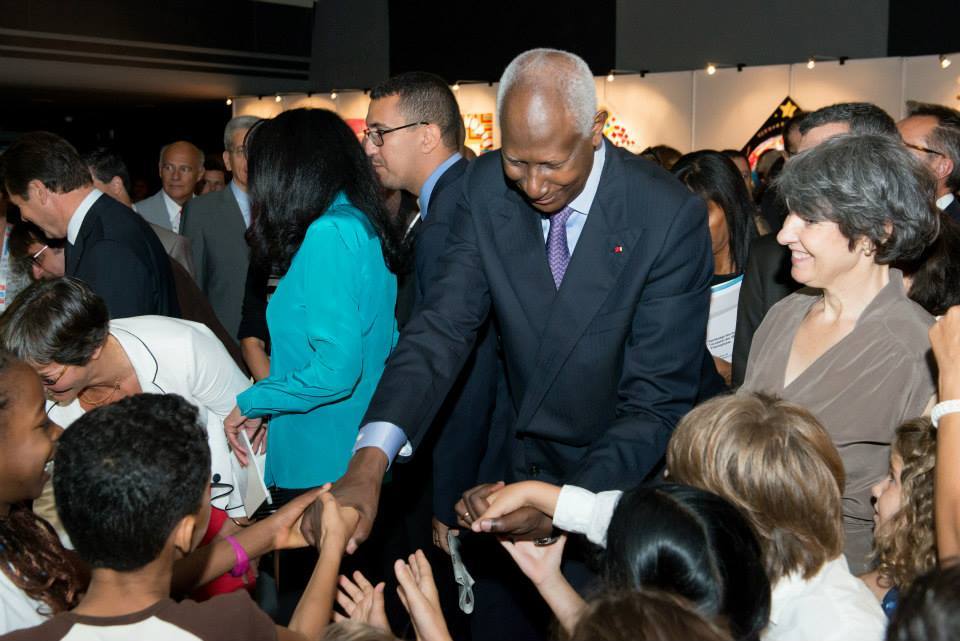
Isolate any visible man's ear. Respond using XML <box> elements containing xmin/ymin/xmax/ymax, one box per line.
<box><xmin>591</xmin><ymin>110</ymin><xmax>608</xmax><ymax>148</ymax></box>
<box><xmin>222</xmin><ymin>150</ymin><xmax>233</xmax><ymax>173</ymax></box>
<box><xmin>935</xmin><ymin>154</ymin><xmax>955</xmax><ymax>185</ymax></box>
<box><xmin>170</xmin><ymin>514</ymin><xmax>199</xmax><ymax>559</ymax></box>
<box><xmin>29</xmin><ymin>179</ymin><xmax>48</xmax><ymax>204</ymax></box>
<box><xmin>108</xmin><ymin>176</ymin><xmax>125</xmax><ymax>199</ymax></box>
<box><xmin>420</xmin><ymin>123</ymin><xmax>442</xmax><ymax>155</ymax></box>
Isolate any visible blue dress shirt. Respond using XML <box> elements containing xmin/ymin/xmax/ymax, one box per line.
<box><xmin>355</xmin><ymin>143</ymin><xmax>608</xmax><ymax>465</ymax></box>
<box><xmin>230</xmin><ymin>181</ymin><xmax>252</xmax><ymax>229</ymax></box>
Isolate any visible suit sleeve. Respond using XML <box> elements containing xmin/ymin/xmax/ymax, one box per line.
<box><xmin>76</xmin><ymin>239</ymin><xmax>156</xmax><ymax>319</ymax></box>
<box><xmin>362</xmin><ymin>188</ymin><xmax>493</xmax><ymax>454</ymax></box>
<box><xmin>566</xmin><ymin>193</ymin><xmax>713</xmax><ymax>491</ymax></box>
<box><xmin>235</xmin><ymin>223</ymin><xmax>364</xmax><ymax>417</ymax></box>
<box><xmin>180</xmin><ymin>200</ymin><xmax>208</xmax><ymax>293</ymax></box>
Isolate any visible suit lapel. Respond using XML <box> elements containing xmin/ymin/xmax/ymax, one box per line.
<box><xmin>514</xmin><ymin>146</ymin><xmax>642</xmax><ymax>431</ymax></box>
<box><xmin>492</xmin><ymin>195</ymin><xmax>556</xmax><ymax>333</ymax></box>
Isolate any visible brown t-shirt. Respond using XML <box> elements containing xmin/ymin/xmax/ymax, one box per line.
<box><xmin>1</xmin><ymin>591</ymin><xmax>276</xmax><ymax>641</ymax></box>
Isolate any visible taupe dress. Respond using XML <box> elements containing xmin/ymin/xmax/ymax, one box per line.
<box><xmin>741</xmin><ymin>269</ymin><xmax>936</xmax><ymax>574</ymax></box>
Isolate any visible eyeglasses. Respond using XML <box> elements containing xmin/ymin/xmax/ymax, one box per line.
<box><xmin>904</xmin><ymin>142</ymin><xmax>945</xmax><ymax>157</ymax></box>
<box><xmin>40</xmin><ymin>364</ymin><xmax>69</xmax><ymax>388</ymax></box>
<box><xmin>363</xmin><ymin>121</ymin><xmax>429</xmax><ymax>147</ymax></box>
<box><xmin>30</xmin><ymin>245</ymin><xmax>49</xmax><ymax>266</ymax></box>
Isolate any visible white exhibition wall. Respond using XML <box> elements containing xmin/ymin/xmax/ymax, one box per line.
<box><xmin>234</xmin><ymin>52</ymin><xmax>960</xmax><ymax>155</ymax></box>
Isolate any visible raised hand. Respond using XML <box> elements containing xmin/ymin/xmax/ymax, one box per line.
<box><xmin>395</xmin><ymin>550</ymin><xmax>452</xmax><ymax>641</ymax></box>
<box><xmin>334</xmin><ymin>570</ymin><xmax>391</xmax><ymax>633</ymax></box>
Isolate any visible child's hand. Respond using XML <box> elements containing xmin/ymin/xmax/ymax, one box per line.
<box><xmin>319</xmin><ymin>492</ymin><xmax>358</xmax><ymax>553</ymax></box>
<box><xmin>334</xmin><ymin>571</ymin><xmax>391</xmax><ymax>633</ymax></box>
<box><xmin>395</xmin><ymin>550</ymin><xmax>452</xmax><ymax>641</ymax></box>
<box><xmin>500</xmin><ymin>535</ymin><xmax>567</xmax><ymax>587</ymax></box>
<box><xmin>267</xmin><ymin>484</ymin><xmax>330</xmax><ymax>550</ymax></box>
<box><xmin>470</xmin><ymin>481</ymin><xmax>562</xmax><ymax>533</ymax></box>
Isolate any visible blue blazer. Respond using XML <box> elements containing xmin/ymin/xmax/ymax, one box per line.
<box><xmin>237</xmin><ymin>193</ymin><xmax>397</xmax><ymax>488</ymax></box>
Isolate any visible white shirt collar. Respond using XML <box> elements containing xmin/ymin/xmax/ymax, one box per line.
<box><xmin>937</xmin><ymin>193</ymin><xmax>955</xmax><ymax>210</ymax></box>
<box><xmin>66</xmin><ymin>189</ymin><xmax>104</xmax><ymax>245</ymax></box>
<box><xmin>566</xmin><ymin>141</ymin><xmax>605</xmax><ymax>216</ymax></box>
<box><xmin>161</xmin><ymin>189</ymin><xmax>184</xmax><ymax>232</ymax></box>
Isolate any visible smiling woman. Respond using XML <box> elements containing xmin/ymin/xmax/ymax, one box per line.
<box><xmin>741</xmin><ymin>133</ymin><xmax>940</xmax><ymax>573</ymax></box>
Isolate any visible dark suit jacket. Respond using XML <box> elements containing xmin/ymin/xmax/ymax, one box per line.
<box><xmin>731</xmin><ymin>233</ymin><xmax>800</xmax><ymax>387</ymax></box>
<box><xmin>181</xmin><ymin>186</ymin><xmax>249</xmax><ymax>340</ymax></box>
<box><xmin>66</xmin><ymin>193</ymin><xmax>180</xmax><ymax>319</ymax></box>
<box><xmin>409</xmin><ymin>158</ymin><xmax>504</xmax><ymax>523</ymax></box>
<box><xmin>944</xmin><ymin>196</ymin><xmax>960</xmax><ymax>224</ymax></box>
<box><xmin>364</xmin><ymin>142</ymin><xmax>712</xmax><ymax>492</ymax></box>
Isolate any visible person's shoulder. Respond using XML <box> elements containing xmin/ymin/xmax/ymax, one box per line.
<box><xmin>185</xmin><ymin>189</ymin><xmax>235</xmax><ymax>216</ymax></box>
<box><xmin>157</xmin><ymin>591</ymin><xmax>276</xmax><ymax>641</ymax></box>
<box><xmin>462</xmin><ymin>150</ymin><xmax>508</xmax><ymax>195</ymax></box>
<box><xmin>134</xmin><ymin>190</ymin><xmax>164</xmax><ymax>210</ymax></box>
<box><xmin>765</xmin><ymin>287</ymin><xmax>820</xmax><ymax>319</ymax></box>
<box><xmin>875</xmin><ymin>292</ymin><xmax>935</xmax><ymax>356</ymax></box>
<box><xmin>306</xmin><ymin>195</ymin><xmax>376</xmax><ymax>249</ymax></box>
<box><xmin>0</xmin><ymin>613</ymin><xmax>75</xmax><ymax>641</ymax></box>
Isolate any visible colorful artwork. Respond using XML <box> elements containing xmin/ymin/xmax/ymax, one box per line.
<box><xmin>743</xmin><ymin>97</ymin><xmax>803</xmax><ymax>168</ymax></box>
<box><xmin>602</xmin><ymin>114</ymin><xmax>636</xmax><ymax>148</ymax></box>
<box><xmin>463</xmin><ymin>113</ymin><xmax>494</xmax><ymax>153</ymax></box>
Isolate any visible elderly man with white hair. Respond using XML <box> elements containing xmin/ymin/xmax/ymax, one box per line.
<box><xmin>303</xmin><ymin>47</ymin><xmax>714</xmax><ymax>637</ymax></box>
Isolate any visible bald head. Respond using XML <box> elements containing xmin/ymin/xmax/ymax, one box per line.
<box><xmin>497</xmin><ymin>48</ymin><xmax>597</xmax><ymax>138</ymax></box>
<box><xmin>159</xmin><ymin>141</ymin><xmax>204</xmax><ymax>205</ymax></box>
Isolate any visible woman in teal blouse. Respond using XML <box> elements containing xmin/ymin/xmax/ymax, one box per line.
<box><xmin>225</xmin><ymin>108</ymin><xmax>403</xmax><ymax>489</ymax></box>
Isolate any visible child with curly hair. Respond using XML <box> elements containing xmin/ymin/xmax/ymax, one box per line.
<box><xmin>860</xmin><ymin>417</ymin><xmax>938</xmax><ymax>618</ymax></box>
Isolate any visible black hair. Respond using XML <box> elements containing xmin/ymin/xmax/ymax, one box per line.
<box><xmin>798</xmin><ymin>102</ymin><xmax>898</xmax><ymax>138</ymax></box>
<box><xmin>245</xmin><ymin>108</ymin><xmax>405</xmax><ymax>275</ymax></box>
<box><xmin>0</xmin><ymin>277</ymin><xmax>109</xmax><ymax>366</ymax></box>
<box><xmin>80</xmin><ymin>147</ymin><xmax>132</xmax><ymax>196</ymax></box>
<box><xmin>604</xmin><ymin>484</ymin><xmax>770</xmax><ymax>641</ymax></box>
<box><xmin>672</xmin><ymin>151</ymin><xmax>758</xmax><ymax>273</ymax></box>
<box><xmin>1</xmin><ymin>131</ymin><xmax>92</xmax><ymax>198</ymax></box>
<box><xmin>8</xmin><ymin>220</ymin><xmax>66</xmax><ymax>260</ymax></box>
<box><xmin>900</xmin><ymin>213</ymin><xmax>960</xmax><ymax>316</ymax></box>
<box><xmin>54</xmin><ymin>394</ymin><xmax>211</xmax><ymax>571</ymax></box>
<box><xmin>887</xmin><ymin>562</ymin><xmax>960</xmax><ymax>641</ymax></box>
<box><xmin>782</xmin><ymin>111</ymin><xmax>807</xmax><ymax>157</ymax></box>
<box><xmin>639</xmin><ymin>145</ymin><xmax>682</xmax><ymax>170</ymax></box>
<box><xmin>0</xmin><ymin>351</ymin><xmax>86</xmax><ymax>614</ymax></box>
<box><xmin>370</xmin><ymin>71</ymin><xmax>462</xmax><ymax>150</ymax></box>
<box><xmin>570</xmin><ymin>589</ymin><xmax>733</xmax><ymax>641</ymax></box>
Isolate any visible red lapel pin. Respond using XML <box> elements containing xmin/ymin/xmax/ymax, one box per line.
<box><xmin>613</xmin><ymin>245</ymin><xmax>623</xmax><ymax>254</ymax></box>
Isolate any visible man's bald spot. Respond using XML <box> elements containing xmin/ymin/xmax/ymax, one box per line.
<box><xmin>160</xmin><ymin>140</ymin><xmax>203</xmax><ymax>167</ymax></box>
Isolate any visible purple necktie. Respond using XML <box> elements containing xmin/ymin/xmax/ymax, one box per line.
<box><xmin>546</xmin><ymin>206</ymin><xmax>574</xmax><ymax>289</ymax></box>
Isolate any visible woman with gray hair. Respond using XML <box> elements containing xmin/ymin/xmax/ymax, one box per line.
<box><xmin>741</xmin><ymin>133</ymin><xmax>939</xmax><ymax>575</ymax></box>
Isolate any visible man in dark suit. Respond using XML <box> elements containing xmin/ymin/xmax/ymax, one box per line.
<box><xmin>898</xmin><ymin>101</ymin><xmax>960</xmax><ymax>223</ymax></box>
<box><xmin>364</xmin><ymin>71</ymin><xmax>500</xmax><ymax>550</ymax></box>
<box><xmin>181</xmin><ymin>116</ymin><xmax>260</xmax><ymax>341</ymax></box>
<box><xmin>303</xmin><ymin>48</ymin><xmax>711</xmax><ymax>567</ymax></box>
<box><xmin>2</xmin><ymin>132</ymin><xmax>179</xmax><ymax>319</ymax></box>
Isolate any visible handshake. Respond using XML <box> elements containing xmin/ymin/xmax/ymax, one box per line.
<box><xmin>432</xmin><ymin>481</ymin><xmax>564</xmax><ymax>553</ymax></box>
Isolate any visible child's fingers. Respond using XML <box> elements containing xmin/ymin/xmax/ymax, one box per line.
<box><xmin>353</xmin><ymin>570</ymin><xmax>374</xmax><ymax>592</ymax></box>
<box><xmin>335</xmin><ymin>589</ymin><xmax>357</xmax><ymax>615</ymax></box>
<box><xmin>338</xmin><ymin>574</ymin><xmax>363</xmax><ymax>601</ymax></box>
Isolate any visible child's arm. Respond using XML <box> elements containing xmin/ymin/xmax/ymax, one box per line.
<box><xmin>395</xmin><ymin>550</ymin><xmax>452</xmax><ymax>641</ymax></box>
<box><xmin>171</xmin><ymin>486</ymin><xmax>327</xmax><ymax>594</ymax></box>
<box><xmin>500</xmin><ymin>536</ymin><xmax>586</xmax><ymax>636</ymax></box>
<box><xmin>931</xmin><ymin>309</ymin><xmax>960</xmax><ymax>558</ymax></box>
<box><xmin>287</xmin><ymin>492</ymin><xmax>358</xmax><ymax>639</ymax></box>
<box><xmin>469</xmin><ymin>481</ymin><xmax>562</xmax><ymax>530</ymax></box>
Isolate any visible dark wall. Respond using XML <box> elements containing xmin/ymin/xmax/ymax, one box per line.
<box><xmin>0</xmin><ymin>0</ymin><xmax>313</xmax><ymax>56</ymax></box>
<box><xmin>888</xmin><ymin>1</ymin><xmax>960</xmax><ymax>57</ymax></box>
<box><xmin>389</xmin><ymin>0</ymin><xmax>616</xmax><ymax>82</ymax></box>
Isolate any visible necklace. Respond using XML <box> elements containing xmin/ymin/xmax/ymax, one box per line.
<box><xmin>78</xmin><ymin>380</ymin><xmax>122</xmax><ymax>408</ymax></box>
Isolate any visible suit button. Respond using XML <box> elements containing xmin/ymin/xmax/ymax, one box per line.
<box><xmin>528</xmin><ymin>465</ymin><xmax>540</xmax><ymax>477</ymax></box>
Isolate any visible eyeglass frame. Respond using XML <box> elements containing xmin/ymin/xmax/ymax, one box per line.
<box><xmin>363</xmin><ymin>121</ymin><xmax>429</xmax><ymax>147</ymax></box>
<box><xmin>904</xmin><ymin>141</ymin><xmax>945</xmax><ymax>157</ymax></box>
<box><xmin>30</xmin><ymin>244</ymin><xmax>50</xmax><ymax>266</ymax></box>
<box><xmin>39</xmin><ymin>364</ymin><xmax>69</xmax><ymax>388</ymax></box>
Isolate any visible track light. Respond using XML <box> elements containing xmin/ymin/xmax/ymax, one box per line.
<box><xmin>225</xmin><ymin>97</ymin><xmax>233</xmax><ymax>106</ymax></box>
<box><xmin>330</xmin><ymin>91</ymin><xmax>338</xmax><ymax>100</ymax></box>
<box><xmin>807</xmin><ymin>58</ymin><xmax>816</xmax><ymax>70</ymax></box>
<box><xmin>275</xmin><ymin>94</ymin><xmax>282</xmax><ymax>103</ymax></box>
<box><xmin>706</xmin><ymin>63</ymin><xmax>717</xmax><ymax>75</ymax></box>
<box><xmin>940</xmin><ymin>55</ymin><xmax>952</xmax><ymax>69</ymax></box>
<box><xmin>606</xmin><ymin>71</ymin><xmax>615</xmax><ymax>82</ymax></box>
<box><xmin>452</xmin><ymin>82</ymin><xmax>460</xmax><ymax>91</ymax></box>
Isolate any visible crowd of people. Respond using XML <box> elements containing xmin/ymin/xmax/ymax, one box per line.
<box><xmin>1</xmin><ymin>46</ymin><xmax>960</xmax><ymax>641</ymax></box>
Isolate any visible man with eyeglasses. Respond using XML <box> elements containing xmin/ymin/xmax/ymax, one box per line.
<box><xmin>135</xmin><ymin>141</ymin><xmax>205</xmax><ymax>233</ymax></box>
<box><xmin>898</xmin><ymin>101</ymin><xmax>960</xmax><ymax>223</ymax></box>
<box><xmin>181</xmin><ymin>116</ymin><xmax>260</xmax><ymax>343</ymax></box>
